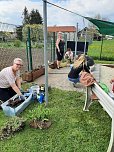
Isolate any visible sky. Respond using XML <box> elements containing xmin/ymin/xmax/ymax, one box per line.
<box><xmin>0</xmin><ymin>0</ymin><xmax>114</xmax><ymax>30</ymax></box>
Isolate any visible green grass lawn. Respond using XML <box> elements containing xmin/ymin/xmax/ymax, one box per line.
<box><xmin>88</xmin><ymin>39</ymin><xmax>114</xmax><ymax>61</ymax></box>
<box><xmin>0</xmin><ymin>39</ymin><xmax>114</xmax><ymax>63</ymax></box>
<box><xmin>0</xmin><ymin>88</ymin><xmax>111</xmax><ymax>152</ymax></box>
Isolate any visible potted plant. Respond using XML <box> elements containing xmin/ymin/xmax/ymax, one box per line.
<box><xmin>27</xmin><ymin>105</ymin><xmax>51</xmax><ymax>129</ymax></box>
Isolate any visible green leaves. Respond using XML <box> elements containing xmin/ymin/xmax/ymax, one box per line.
<box><xmin>27</xmin><ymin>104</ymin><xmax>50</xmax><ymax>121</ymax></box>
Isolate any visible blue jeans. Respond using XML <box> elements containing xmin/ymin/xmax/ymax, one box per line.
<box><xmin>68</xmin><ymin>76</ymin><xmax>80</xmax><ymax>84</ymax></box>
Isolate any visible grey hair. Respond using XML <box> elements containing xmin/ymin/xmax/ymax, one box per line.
<box><xmin>13</xmin><ymin>58</ymin><xmax>23</xmax><ymax>64</ymax></box>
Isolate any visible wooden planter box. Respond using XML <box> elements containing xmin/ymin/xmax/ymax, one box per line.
<box><xmin>22</xmin><ymin>71</ymin><xmax>33</xmax><ymax>82</ymax></box>
<box><xmin>22</xmin><ymin>67</ymin><xmax>45</xmax><ymax>82</ymax></box>
<box><xmin>32</xmin><ymin>67</ymin><xmax>45</xmax><ymax>81</ymax></box>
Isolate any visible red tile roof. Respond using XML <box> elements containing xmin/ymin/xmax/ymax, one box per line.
<box><xmin>47</xmin><ymin>26</ymin><xmax>76</xmax><ymax>32</ymax></box>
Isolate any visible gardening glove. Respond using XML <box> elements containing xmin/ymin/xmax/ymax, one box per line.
<box><xmin>19</xmin><ymin>95</ymin><xmax>26</xmax><ymax>101</ymax></box>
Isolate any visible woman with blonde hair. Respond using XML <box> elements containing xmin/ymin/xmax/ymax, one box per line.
<box><xmin>68</xmin><ymin>54</ymin><xmax>90</xmax><ymax>84</ymax></box>
<box><xmin>56</xmin><ymin>31</ymin><xmax>65</xmax><ymax>69</ymax></box>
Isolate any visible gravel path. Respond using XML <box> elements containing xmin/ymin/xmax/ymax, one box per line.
<box><xmin>100</xmin><ymin>65</ymin><xmax>114</xmax><ymax>92</ymax></box>
<box><xmin>34</xmin><ymin>64</ymin><xmax>114</xmax><ymax>92</ymax></box>
<box><xmin>34</xmin><ymin>66</ymin><xmax>85</xmax><ymax>92</ymax></box>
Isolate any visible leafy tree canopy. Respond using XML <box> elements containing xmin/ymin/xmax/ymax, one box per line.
<box><xmin>22</xmin><ymin>24</ymin><xmax>43</xmax><ymax>42</ymax></box>
<box><xmin>22</xmin><ymin>6</ymin><xmax>30</xmax><ymax>25</ymax></box>
<box><xmin>22</xmin><ymin>7</ymin><xmax>43</xmax><ymax>25</ymax></box>
<box><xmin>29</xmin><ymin>9</ymin><xmax>43</xmax><ymax>24</ymax></box>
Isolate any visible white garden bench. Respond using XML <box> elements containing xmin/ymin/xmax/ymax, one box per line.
<box><xmin>83</xmin><ymin>82</ymin><xmax>114</xmax><ymax>152</ymax></box>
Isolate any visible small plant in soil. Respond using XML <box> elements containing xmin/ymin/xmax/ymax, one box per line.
<box><xmin>27</xmin><ymin>104</ymin><xmax>51</xmax><ymax>129</ymax></box>
<box><xmin>0</xmin><ymin>116</ymin><xmax>26</xmax><ymax>140</ymax></box>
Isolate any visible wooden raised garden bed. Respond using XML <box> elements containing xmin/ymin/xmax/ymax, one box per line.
<box><xmin>22</xmin><ymin>66</ymin><xmax>45</xmax><ymax>82</ymax></box>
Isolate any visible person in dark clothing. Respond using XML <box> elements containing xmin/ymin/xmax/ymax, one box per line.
<box><xmin>68</xmin><ymin>54</ymin><xmax>90</xmax><ymax>83</ymax></box>
<box><xmin>85</xmin><ymin>55</ymin><xmax>95</xmax><ymax>72</ymax></box>
<box><xmin>86</xmin><ymin>56</ymin><xmax>94</xmax><ymax>67</ymax></box>
<box><xmin>56</xmin><ymin>32</ymin><xmax>65</xmax><ymax>69</ymax></box>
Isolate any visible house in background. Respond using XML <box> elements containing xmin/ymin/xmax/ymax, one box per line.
<box><xmin>78</xmin><ymin>27</ymin><xmax>102</xmax><ymax>43</ymax></box>
<box><xmin>47</xmin><ymin>25</ymin><xmax>76</xmax><ymax>41</ymax></box>
<box><xmin>47</xmin><ymin>26</ymin><xmax>77</xmax><ymax>60</ymax></box>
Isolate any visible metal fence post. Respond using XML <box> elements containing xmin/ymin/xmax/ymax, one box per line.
<box><xmin>26</xmin><ymin>27</ymin><xmax>33</xmax><ymax>71</ymax></box>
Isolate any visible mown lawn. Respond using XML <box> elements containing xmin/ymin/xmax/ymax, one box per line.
<box><xmin>0</xmin><ymin>88</ymin><xmax>111</xmax><ymax>152</ymax></box>
<box><xmin>88</xmin><ymin>39</ymin><xmax>114</xmax><ymax>61</ymax></box>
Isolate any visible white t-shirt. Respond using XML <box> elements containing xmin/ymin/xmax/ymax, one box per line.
<box><xmin>64</xmin><ymin>51</ymin><xmax>73</xmax><ymax>60</ymax></box>
<box><xmin>0</xmin><ymin>66</ymin><xmax>20</xmax><ymax>88</ymax></box>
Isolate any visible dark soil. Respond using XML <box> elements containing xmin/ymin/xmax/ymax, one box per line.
<box><xmin>29</xmin><ymin>119</ymin><xmax>51</xmax><ymax>129</ymax></box>
<box><xmin>7</xmin><ymin>98</ymin><xmax>24</xmax><ymax>108</ymax></box>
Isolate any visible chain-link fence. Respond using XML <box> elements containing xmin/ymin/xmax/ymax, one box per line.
<box><xmin>0</xmin><ymin>22</ymin><xmax>52</xmax><ymax>74</ymax></box>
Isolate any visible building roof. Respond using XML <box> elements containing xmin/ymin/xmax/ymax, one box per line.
<box><xmin>47</xmin><ymin>26</ymin><xmax>76</xmax><ymax>32</ymax></box>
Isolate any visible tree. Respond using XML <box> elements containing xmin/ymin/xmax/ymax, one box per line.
<box><xmin>29</xmin><ymin>9</ymin><xmax>43</xmax><ymax>24</ymax></box>
<box><xmin>16</xmin><ymin>26</ymin><xmax>23</xmax><ymax>41</ymax></box>
<box><xmin>22</xmin><ymin>6</ymin><xmax>30</xmax><ymax>25</ymax></box>
<box><xmin>22</xmin><ymin>24</ymin><xmax>43</xmax><ymax>43</ymax></box>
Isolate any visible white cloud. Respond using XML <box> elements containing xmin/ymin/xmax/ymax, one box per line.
<box><xmin>0</xmin><ymin>0</ymin><xmax>114</xmax><ymax>28</ymax></box>
<box><xmin>0</xmin><ymin>0</ymin><xmax>43</xmax><ymax>25</ymax></box>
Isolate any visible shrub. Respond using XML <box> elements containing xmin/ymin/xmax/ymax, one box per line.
<box><xmin>14</xmin><ymin>40</ymin><xmax>21</xmax><ymax>47</ymax></box>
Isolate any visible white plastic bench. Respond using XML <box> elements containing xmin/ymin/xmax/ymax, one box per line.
<box><xmin>84</xmin><ymin>82</ymin><xmax>114</xmax><ymax>152</ymax></box>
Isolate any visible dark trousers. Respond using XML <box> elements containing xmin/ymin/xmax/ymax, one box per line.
<box><xmin>0</xmin><ymin>87</ymin><xmax>16</xmax><ymax>102</ymax></box>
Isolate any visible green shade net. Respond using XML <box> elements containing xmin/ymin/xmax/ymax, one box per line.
<box><xmin>85</xmin><ymin>17</ymin><xmax>114</xmax><ymax>36</ymax></box>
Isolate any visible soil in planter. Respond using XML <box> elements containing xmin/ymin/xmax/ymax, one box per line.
<box><xmin>7</xmin><ymin>98</ymin><xmax>24</xmax><ymax>108</ymax></box>
<box><xmin>29</xmin><ymin>119</ymin><xmax>51</xmax><ymax>129</ymax></box>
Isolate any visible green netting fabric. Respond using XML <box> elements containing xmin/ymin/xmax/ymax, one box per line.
<box><xmin>85</xmin><ymin>17</ymin><xmax>114</xmax><ymax>36</ymax></box>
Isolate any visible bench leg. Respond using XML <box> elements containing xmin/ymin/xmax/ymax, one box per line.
<box><xmin>107</xmin><ymin>118</ymin><xmax>114</xmax><ymax>152</ymax></box>
<box><xmin>83</xmin><ymin>87</ymin><xmax>93</xmax><ymax>111</ymax></box>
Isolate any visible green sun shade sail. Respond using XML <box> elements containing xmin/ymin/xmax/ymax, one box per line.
<box><xmin>85</xmin><ymin>17</ymin><xmax>114</xmax><ymax>36</ymax></box>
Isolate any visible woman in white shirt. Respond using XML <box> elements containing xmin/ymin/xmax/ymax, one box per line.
<box><xmin>0</xmin><ymin>58</ymin><xmax>24</xmax><ymax>102</ymax></box>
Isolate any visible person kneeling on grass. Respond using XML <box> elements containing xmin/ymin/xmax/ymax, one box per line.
<box><xmin>68</xmin><ymin>54</ymin><xmax>90</xmax><ymax>85</ymax></box>
<box><xmin>0</xmin><ymin>58</ymin><xmax>25</xmax><ymax>105</ymax></box>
